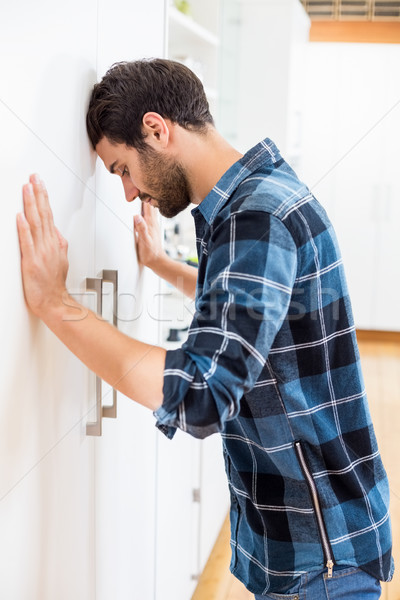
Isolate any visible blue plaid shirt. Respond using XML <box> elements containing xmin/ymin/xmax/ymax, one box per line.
<box><xmin>154</xmin><ymin>139</ymin><xmax>394</xmax><ymax>595</ymax></box>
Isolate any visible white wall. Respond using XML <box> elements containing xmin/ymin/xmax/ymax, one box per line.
<box><xmin>0</xmin><ymin>2</ymin><xmax>98</xmax><ymax>596</ymax></box>
<box><xmin>220</xmin><ymin>0</ymin><xmax>310</xmax><ymax>159</ymax></box>
<box><xmin>300</xmin><ymin>42</ymin><xmax>400</xmax><ymax>331</ymax></box>
<box><xmin>0</xmin><ymin>2</ymin><xmax>231</xmax><ymax>598</ymax></box>
<box><xmin>0</xmin><ymin>1</ymin><xmax>164</xmax><ymax>598</ymax></box>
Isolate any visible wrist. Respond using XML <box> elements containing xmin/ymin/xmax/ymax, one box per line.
<box><xmin>39</xmin><ymin>291</ymin><xmax>86</xmax><ymax>324</ymax></box>
<box><xmin>147</xmin><ymin>250</ymin><xmax>173</xmax><ymax>276</ymax></box>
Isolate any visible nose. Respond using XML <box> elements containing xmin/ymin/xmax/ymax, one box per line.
<box><xmin>122</xmin><ymin>177</ymin><xmax>139</xmax><ymax>202</ymax></box>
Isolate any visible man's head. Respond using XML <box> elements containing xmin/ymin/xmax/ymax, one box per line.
<box><xmin>86</xmin><ymin>59</ymin><xmax>214</xmax><ymax>217</ymax></box>
<box><xmin>86</xmin><ymin>58</ymin><xmax>214</xmax><ymax>151</ymax></box>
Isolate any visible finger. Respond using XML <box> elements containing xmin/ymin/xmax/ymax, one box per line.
<box><xmin>29</xmin><ymin>174</ymin><xmax>54</xmax><ymax>236</ymax></box>
<box><xmin>16</xmin><ymin>212</ymin><xmax>34</xmax><ymax>260</ymax></box>
<box><xmin>38</xmin><ymin>178</ymin><xmax>55</xmax><ymax>227</ymax></box>
<box><xmin>133</xmin><ymin>214</ymin><xmax>148</xmax><ymax>236</ymax></box>
<box><xmin>141</xmin><ymin>201</ymin><xmax>156</xmax><ymax>223</ymax></box>
<box><xmin>133</xmin><ymin>214</ymin><xmax>154</xmax><ymax>256</ymax></box>
<box><xmin>133</xmin><ymin>215</ymin><xmax>142</xmax><ymax>259</ymax></box>
<box><xmin>133</xmin><ymin>223</ymin><xmax>139</xmax><ymax>256</ymax></box>
<box><xmin>23</xmin><ymin>183</ymin><xmax>43</xmax><ymax>242</ymax></box>
<box><xmin>54</xmin><ymin>227</ymin><xmax>68</xmax><ymax>255</ymax></box>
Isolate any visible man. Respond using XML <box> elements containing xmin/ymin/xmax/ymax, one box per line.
<box><xmin>17</xmin><ymin>59</ymin><xmax>393</xmax><ymax>599</ymax></box>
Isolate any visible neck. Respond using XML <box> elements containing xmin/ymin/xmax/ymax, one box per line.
<box><xmin>173</xmin><ymin>126</ymin><xmax>243</xmax><ymax>205</ymax></box>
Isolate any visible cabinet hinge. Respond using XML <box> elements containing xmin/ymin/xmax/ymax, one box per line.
<box><xmin>191</xmin><ymin>573</ymin><xmax>200</xmax><ymax>581</ymax></box>
<box><xmin>192</xmin><ymin>488</ymin><xmax>201</xmax><ymax>503</ymax></box>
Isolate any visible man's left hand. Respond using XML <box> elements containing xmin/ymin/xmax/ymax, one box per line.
<box><xmin>17</xmin><ymin>174</ymin><xmax>69</xmax><ymax>318</ymax></box>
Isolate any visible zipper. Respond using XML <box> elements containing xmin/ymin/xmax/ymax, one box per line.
<box><xmin>294</xmin><ymin>441</ymin><xmax>335</xmax><ymax>578</ymax></box>
<box><xmin>224</xmin><ymin>448</ymin><xmax>241</xmax><ymax>569</ymax></box>
<box><xmin>232</xmin><ymin>501</ymin><xmax>241</xmax><ymax>568</ymax></box>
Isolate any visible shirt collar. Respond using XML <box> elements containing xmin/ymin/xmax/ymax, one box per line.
<box><xmin>191</xmin><ymin>138</ymin><xmax>282</xmax><ymax>225</ymax></box>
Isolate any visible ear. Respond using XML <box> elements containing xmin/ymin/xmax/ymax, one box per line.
<box><xmin>142</xmin><ymin>112</ymin><xmax>170</xmax><ymax>150</ymax></box>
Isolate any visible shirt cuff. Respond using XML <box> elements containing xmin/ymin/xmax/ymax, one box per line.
<box><xmin>153</xmin><ymin>347</ymin><xmax>195</xmax><ymax>439</ymax></box>
<box><xmin>153</xmin><ymin>405</ymin><xmax>178</xmax><ymax>440</ymax></box>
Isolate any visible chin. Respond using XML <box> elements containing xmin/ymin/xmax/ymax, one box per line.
<box><xmin>160</xmin><ymin>206</ymin><xmax>187</xmax><ymax>219</ymax></box>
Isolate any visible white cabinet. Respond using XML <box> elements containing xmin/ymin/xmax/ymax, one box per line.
<box><xmin>198</xmin><ymin>434</ymin><xmax>231</xmax><ymax>568</ymax></box>
<box><xmin>219</xmin><ymin>0</ymin><xmax>310</xmax><ymax>165</ymax></box>
<box><xmin>94</xmin><ymin>2</ymin><xmax>165</xmax><ymax>599</ymax></box>
<box><xmin>93</xmin><ymin>155</ymin><xmax>161</xmax><ymax>600</ymax></box>
<box><xmin>0</xmin><ymin>1</ymin><xmax>164</xmax><ymax>598</ymax></box>
<box><xmin>155</xmin><ymin>333</ymin><xmax>229</xmax><ymax>598</ymax></box>
<box><xmin>155</xmin><ymin>431</ymin><xmax>202</xmax><ymax>599</ymax></box>
<box><xmin>167</xmin><ymin>0</ymin><xmax>220</xmax><ymax>116</ymax></box>
<box><xmin>301</xmin><ymin>42</ymin><xmax>400</xmax><ymax>331</ymax></box>
<box><xmin>1</xmin><ymin>1</ymin><xmax>232</xmax><ymax>598</ymax></box>
<box><xmin>0</xmin><ymin>2</ymin><xmax>97</xmax><ymax>597</ymax></box>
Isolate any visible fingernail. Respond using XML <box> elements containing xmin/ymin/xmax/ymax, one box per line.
<box><xmin>25</xmin><ymin>183</ymin><xmax>33</xmax><ymax>195</ymax></box>
<box><xmin>135</xmin><ymin>215</ymin><xmax>143</xmax><ymax>224</ymax></box>
<box><xmin>32</xmin><ymin>173</ymin><xmax>41</xmax><ymax>184</ymax></box>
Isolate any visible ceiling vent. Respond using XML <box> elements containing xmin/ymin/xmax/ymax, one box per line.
<box><xmin>300</xmin><ymin>0</ymin><xmax>400</xmax><ymax>20</ymax></box>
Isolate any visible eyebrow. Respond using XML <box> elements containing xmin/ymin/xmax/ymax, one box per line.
<box><xmin>109</xmin><ymin>160</ymin><xmax>118</xmax><ymax>174</ymax></box>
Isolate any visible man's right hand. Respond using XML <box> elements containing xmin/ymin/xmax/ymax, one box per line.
<box><xmin>134</xmin><ymin>202</ymin><xmax>167</xmax><ymax>269</ymax></box>
<box><xmin>134</xmin><ymin>202</ymin><xmax>198</xmax><ymax>299</ymax></box>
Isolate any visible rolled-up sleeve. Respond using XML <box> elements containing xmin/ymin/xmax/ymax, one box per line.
<box><xmin>154</xmin><ymin>210</ymin><xmax>297</xmax><ymax>439</ymax></box>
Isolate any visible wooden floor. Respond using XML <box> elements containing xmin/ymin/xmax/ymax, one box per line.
<box><xmin>192</xmin><ymin>332</ymin><xmax>400</xmax><ymax>600</ymax></box>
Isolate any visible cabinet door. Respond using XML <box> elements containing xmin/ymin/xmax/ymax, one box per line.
<box><xmin>199</xmin><ymin>436</ymin><xmax>230</xmax><ymax>570</ymax></box>
<box><xmin>373</xmin><ymin>46</ymin><xmax>400</xmax><ymax>331</ymax></box>
<box><xmin>0</xmin><ymin>2</ymin><xmax>97</xmax><ymax>598</ymax></box>
<box><xmin>303</xmin><ymin>42</ymin><xmax>400</xmax><ymax>331</ymax></box>
<box><xmin>155</xmin><ymin>431</ymin><xmax>202</xmax><ymax>600</ymax></box>
<box><xmin>331</xmin><ymin>44</ymin><xmax>400</xmax><ymax>331</ymax></box>
<box><xmin>94</xmin><ymin>160</ymin><xmax>161</xmax><ymax>600</ymax></box>
<box><xmin>94</xmin><ymin>2</ymin><xmax>165</xmax><ymax>598</ymax></box>
<box><xmin>330</xmin><ymin>44</ymin><xmax>387</xmax><ymax>329</ymax></box>
<box><xmin>231</xmin><ymin>0</ymin><xmax>309</xmax><ymax>156</ymax></box>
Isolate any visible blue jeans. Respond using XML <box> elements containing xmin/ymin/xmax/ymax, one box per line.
<box><xmin>254</xmin><ymin>566</ymin><xmax>381</xmax><ymax>599</ymax></box>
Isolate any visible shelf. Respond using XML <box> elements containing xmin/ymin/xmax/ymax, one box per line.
<box><xmin>169</xmin><ymin>6</ymin><xmax>219</xmax><ymax>47</ymax></box>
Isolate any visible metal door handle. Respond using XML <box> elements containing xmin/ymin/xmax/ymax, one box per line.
<box><xmin>101</xmin><ymin>269</ymin><xmax>118</xmax><ymax>419</ymax></box>
<box><xmin>85</xmin><ymin>277</ymin><xmax>103</xmax><ymax>436</ymax></box>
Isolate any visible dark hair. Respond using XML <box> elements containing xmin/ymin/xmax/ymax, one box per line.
<box><xmin>86</xmin><ymin>58</ymin><xmax>214</xmax><ymax>150</ymax></box>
